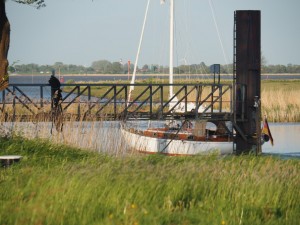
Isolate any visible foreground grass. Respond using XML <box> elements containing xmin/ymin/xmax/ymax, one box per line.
<box><xmin>0</xmin><ymin>137</ymin><xmax>299</xmax><ymax>225</ymax></box>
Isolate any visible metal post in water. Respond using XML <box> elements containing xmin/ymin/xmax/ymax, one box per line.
<box><xmin>234</xmin><ymin>10</ymin><xmax>261</xmax><ymax>154</ymax></box>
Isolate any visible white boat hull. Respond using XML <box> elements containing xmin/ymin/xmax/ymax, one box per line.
<box><xmin>121</xmin><ymin>128</ymin><xmax>233</xmax><ymax>155</ymax></box>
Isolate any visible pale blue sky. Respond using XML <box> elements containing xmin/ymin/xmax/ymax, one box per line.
<box><xmin>6</xmin><ymin>0</ymin><xmax>300</xmax><ymax>67</ymax></box>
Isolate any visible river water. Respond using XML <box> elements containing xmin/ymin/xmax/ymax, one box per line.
<box><xmin>262</xmin><ymin>123</ymin><xmax>300</xmax><ymax>158</ymax></box>
<box><xmin>4</xmin><ymin>75</ymin><xmax>300</xmax><ymax>158</ymax></box>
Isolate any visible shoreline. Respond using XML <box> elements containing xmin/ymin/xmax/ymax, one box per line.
<box><xmin>9</xmin><ymin>73</ymin><xmax>300</xmax><ymax>77</ymax></box>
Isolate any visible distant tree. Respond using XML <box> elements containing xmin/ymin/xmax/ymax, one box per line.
<box><xmin>150</xmin><ymin>64</ymin><xmax>158</xmax><ymax>73</ymax></box>
<box><xmin>261</xmin><ymin>52</ymin><xmax>267</xmax><ymax>73</ymax></box>
<box><xmin>123</xmin><ymin>62</ymin><xmax>134</xmax><ymax>74</ymax></box>
<box><xmin>0</xmin><ymin>0</ymin><xmax>45</xmax><ymax>90</ymax></box>
<box><xmin>91</xmin><ymin>60</ymin><xmax>112</xmax><ymax>74</ymax></box>
<box><xmin>286</xmin><ymin>64</ymin><xmax>300</xmax><ymax>73</ymax></box>
<box><xmin>53</xmin><ymin>62</ymin><xmax>63</xmax><ymax>74</ymax></box>
<box><xmin>158</xmin><ymin>65</ymin><xmax>168</xmax><ymax>74</ymax></box>
<box><xmin>220</xmin><ymin>64</ymin><xmax>232</xmax><ymax>74</ymax></box>
<box><xmin>142</xmin><ymin>64</ymin><xmax>149</xmax><ymax>72</ymax></box>
<box><xmin>198</xmin><ymin>62</ymin><xmax>209</xmax><ymax>74</ymax></box>
<box><xmin>111</xmin><ymin>61</ymin><xmax>123</xmax><ymax>74</ymax></box>
<box><xmin>176</xmin><ymin>65</ymin><xmax>186</xmax><ymax>74</ymax></box>
<box><xmin>54</xmin><ymin>62</ymin><xmax>64</xmax><ymax>68</ymax></box>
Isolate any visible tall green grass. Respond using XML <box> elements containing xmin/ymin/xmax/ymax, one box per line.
<box><xmin>0</xmin><ymin>137</ymin><xmax>299</xmax><ymax>225</ymax></box>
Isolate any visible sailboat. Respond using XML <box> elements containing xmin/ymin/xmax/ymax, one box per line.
<box><xmin>121</xmin><ymin>0</ymin><xmax>234</xmax><ymax>155</ymax></box>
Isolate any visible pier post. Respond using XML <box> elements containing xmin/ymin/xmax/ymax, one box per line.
<box><xmin>234</xmin><ymin>10</ymin><xmax>261</xmax><ymax>154</ymax></box>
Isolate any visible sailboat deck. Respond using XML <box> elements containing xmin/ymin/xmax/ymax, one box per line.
<box><xmin>126</xmin><ymin>127</ymin><xmax>232</xmax><ymax>142</ymax></box>
<box><xmin>124</xmin><ymin>111</ymin><xmax>233</xmax><ymax>121</ymax></box>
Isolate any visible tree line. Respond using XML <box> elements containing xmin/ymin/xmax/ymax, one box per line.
<box><xmin>8</xmin><ymin>60</ymin><xmax>300</xmax><ymax>75</ymax></box>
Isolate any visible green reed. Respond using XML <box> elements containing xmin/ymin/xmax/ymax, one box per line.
<box><xmin>0</xmin><ymin>137</ymin><xmax>299</xmax><ymax>225</ymax></box>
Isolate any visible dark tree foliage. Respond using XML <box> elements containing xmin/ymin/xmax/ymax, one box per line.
<box><xmin>11</xmin><ymin>0</ymin><xmax>45</xmax><ymax>9</ymax></box>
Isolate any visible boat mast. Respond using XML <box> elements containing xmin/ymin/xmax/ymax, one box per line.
<box><xmin>169</xmin><ymin>0</ymin><xmax>174</xmax><ymax>99</ymax></box>
<box><xmin>128</xmin><ymin>0</ymin><xmax>151</xmax><ymax>104</ymax></box>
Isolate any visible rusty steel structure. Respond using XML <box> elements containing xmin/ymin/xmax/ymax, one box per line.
<box><xmin>0</xmin><ymin>83</ymin><xmax>233</xmax><ymax>122</ymax></box>
<box><xmin>233</xmin><ymin>10</ymin><xmax>261</xmax><ymax>154</ymax></box>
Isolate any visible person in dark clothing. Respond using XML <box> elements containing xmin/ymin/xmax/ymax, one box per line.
<box><xmin>48</xmin><ymin>70</ymin><xmax>62</xmax><ymax>108</ymax></box>
<box><xmin>49</xmin><ymin>70</ymin><xmax>61</xmax><ymax>96</ymax></box>
<box><xmin>48</xmin><ymin>70</ymin><xmax>64</xmax><ymax>133</ymax></box>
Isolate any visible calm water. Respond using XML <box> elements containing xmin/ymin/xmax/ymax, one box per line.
<box><xmin>262</xmin><ymin>123</ymin><xmax>300</xmax><ymax>158</ymax></box>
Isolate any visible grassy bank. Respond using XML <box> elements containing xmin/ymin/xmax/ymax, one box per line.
<box><xmin>0</xmin><ymin>137</ymin><xmax>299</xmax><ymax>224</ymax></box>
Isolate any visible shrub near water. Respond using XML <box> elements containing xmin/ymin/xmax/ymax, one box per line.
<box><xmin>0</xmin><ymin>137</ymin><xmax>299</xmax><ymax>225</ymax></box>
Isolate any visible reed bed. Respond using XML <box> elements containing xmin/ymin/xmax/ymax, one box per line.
<box><xmin>0</xmin><ymin>137</ymin><xmax>299</xmax><ymax>225</ymax></box>
<box><xmin>261</xmin><ymin>80</ymin><xmax>300</xmax><ymax>122</ymax></box>
<box><xmin>0</xmin><ymin>115</ymin><xmax>125</xmax><ymax>156</ymax></box>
